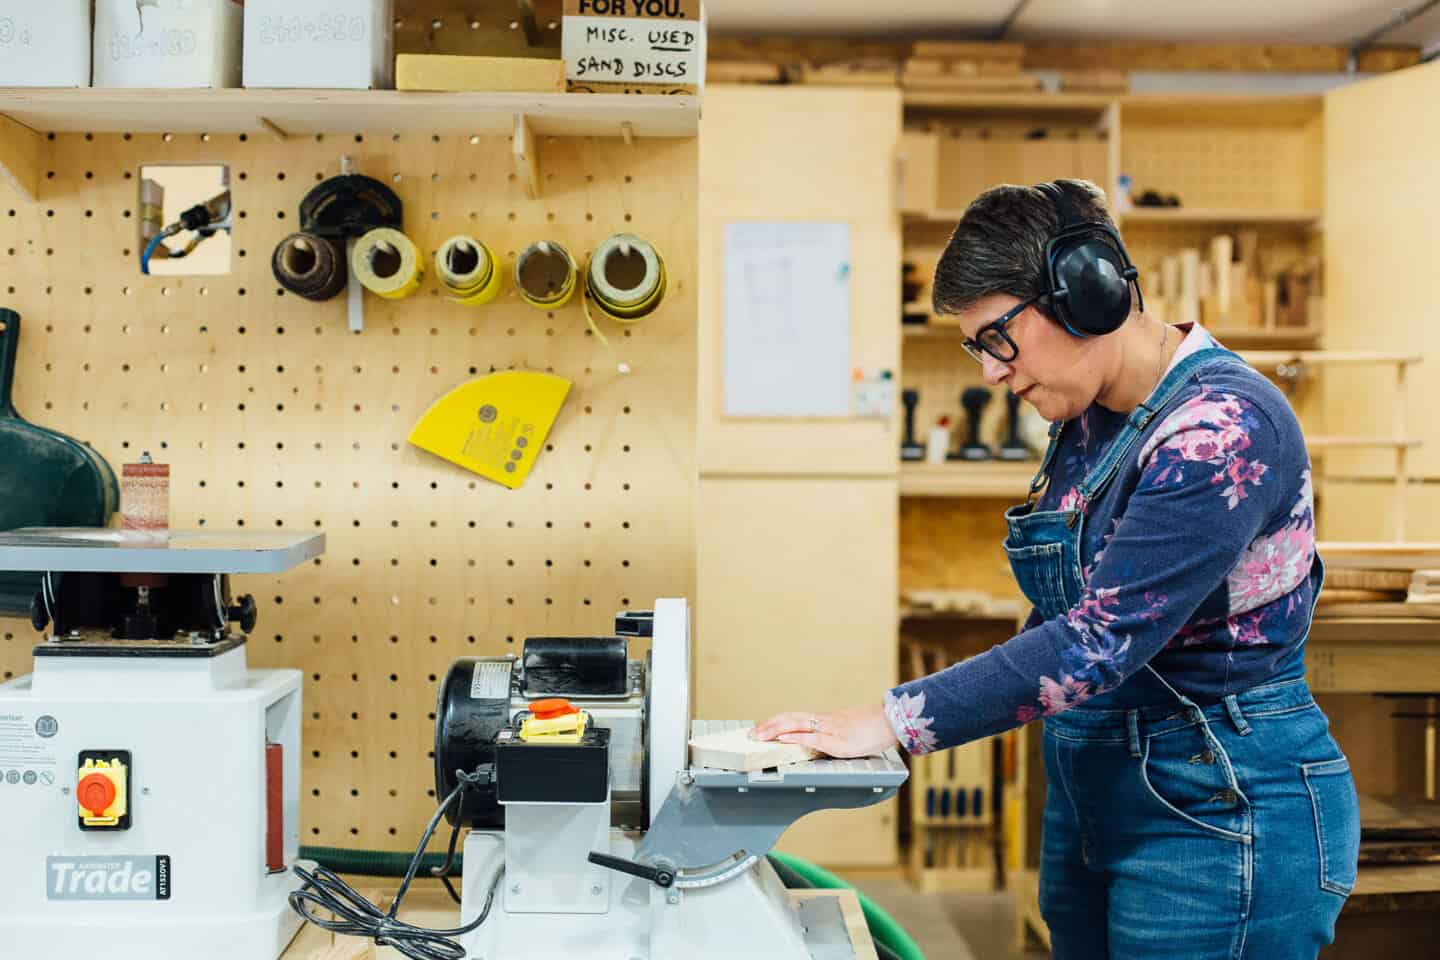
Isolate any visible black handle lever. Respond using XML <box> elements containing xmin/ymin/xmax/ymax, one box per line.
<box><xmin>227</xmin><ymin>594</ymin><xmax>258</xmax><ymax>634</ymax></box>
<box><xmin>587</xmin><ymin>851</ymin><xmax>674</xmax><ymax>888</ymax></box>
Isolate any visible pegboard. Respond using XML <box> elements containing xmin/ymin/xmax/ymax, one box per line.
<box><xmin>1120</xmin><ymin>122</ymin><xmax>1321</xmax><ymax>212</ymax></box>
<box><xmin>0</xmin><ymin>127</ymin><xmax>697</xmax><ymax>849</ymax></box>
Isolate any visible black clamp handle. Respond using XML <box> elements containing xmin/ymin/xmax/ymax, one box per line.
<box><xmin>587</xmin><ymin>851</ymin><xmax>674</xmax><ymax>888</ymax></box>
<box><xmin>227</xmin><ymin>594</ymin><xmax>258</xmax><ymax>634</ymax></box>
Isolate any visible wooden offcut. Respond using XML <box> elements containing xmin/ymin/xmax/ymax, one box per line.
<box><xmin>688</xmin><ymin>726</ymin><xmax>819</xmax><ymax>771</ymax></box>
<box><xmin>396</xmin><ymin>54</ymin><xmax>565</xmax><ymax>93</ymax></box>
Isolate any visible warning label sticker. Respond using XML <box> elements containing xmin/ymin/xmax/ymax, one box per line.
<box><xmin>0</xmin><ymin>713</ymin><xmax>58</xmax><ymax>783</ymax></box>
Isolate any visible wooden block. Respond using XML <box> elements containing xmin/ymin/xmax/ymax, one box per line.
<box><xmin>1059</xmin><ymin>69</ymin><xmax>1129</xmax><ymax>93</ymax></box>
<box><xmin>396</xmin><ymin>54</ymin><xmax>564</xmax><ymax>93</ymax></box>
<box><xmin>1246</xmin><ymin>276</ymin><xmax>1265</xmax><ymax>328</ymax></box>
<box><xmin>1179</xmin><ymin>249</ymin><xmax>1201</xmax><ymax>326</ymax></box>
<box><xmin>1328</xmin><ymin>568</ymin><xmax>1416</xmax><ymax>592</ymax></box>
<box><xmin>1236</xmin><ymin>229</ymin><xmax>1261</xmax><ymax>273</ymax></box>
<box><xmin>1320</xmin><ymin>543</ymin><xmax>1440</xmax><ymax>571</ymax></box>
<box><xmin>1160</xmin><ymin>255</ymin><xmax>1180</xmax><ymax>300</ymax></box>
<box><xmin>688</xmin><ymin>726</ymin><xmax>819</xmax><ymax>771</ymax></box>
<box><xmin>1262</xmin><ymin>279</ymin><xmax>1278</xmax><ymax>329</ymax></box>
<box><xmin>912</xmin><ymin>42</ymin><xmax>1024</xmax><ymax>66</ymax></box>
<box><xmin>902</xmin><ymin>72</ymin><xmax>1041</xmax><ymax>92</ymax></box>
<box><xmin>799</xmin><ymin>63</ymin><xmax>899</xmax><ymax>86</ymax></box>
<box><xmin>1318</xmin><ymin>588</ymin><xmax>1409</xmax><ymax>605</ymax></box>
<box><xmin>1211</xmin><ymin>234</ymin><xmax>1234</xmax><ymax>322</ymax></box>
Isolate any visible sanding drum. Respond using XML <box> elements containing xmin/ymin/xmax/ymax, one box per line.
<box><xmin>271</xmin><ymin>233</ymin><xmax>348</xmax><ymax>301</ymax></box>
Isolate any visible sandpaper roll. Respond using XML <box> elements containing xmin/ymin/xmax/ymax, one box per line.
<box><xmin>272</xmin><ymin>232</ymin><xmax>347</xmax><ymax>301</ymax></box>
<box><xmin>522</xmin><ymin>637</ymin><xmax>628</xmax><ymax>697</ymax></box>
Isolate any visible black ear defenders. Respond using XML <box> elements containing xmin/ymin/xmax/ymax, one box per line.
<box><xmin>1035</xmin><ymin>181</ymin><xmax>1144</xmax><ymax>337</ymax></box>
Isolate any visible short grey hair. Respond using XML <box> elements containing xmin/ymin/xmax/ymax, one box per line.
<box><xmin>932</xmin><ymin>179</ymin><xmax>1116</xmax><ymax>317</ymax></box>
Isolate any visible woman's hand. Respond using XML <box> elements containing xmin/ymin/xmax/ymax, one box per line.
<box><xmin>750</xmin><ymin>704</ymin><xmax>900</xmax><ymax>759</ymax></box>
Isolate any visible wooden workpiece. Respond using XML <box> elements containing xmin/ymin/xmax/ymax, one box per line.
<box><xmin>0</xmin><ymin>119</ymin><xmax>698</xmax><ymax>850</ymax></box>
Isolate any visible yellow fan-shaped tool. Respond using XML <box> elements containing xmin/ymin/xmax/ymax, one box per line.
<box><xmin>408</xmin><ymin>371</ymin><xmax>572</xmax><ymax>490</ymax></box>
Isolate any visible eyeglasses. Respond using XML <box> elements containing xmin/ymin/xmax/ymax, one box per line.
<box><xmin>961</xmin><ymin>294</ymin><xmax>1043</xmax><ymax>365</ymax></box>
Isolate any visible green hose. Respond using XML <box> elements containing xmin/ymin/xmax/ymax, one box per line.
<box><xmin>301</xmin><ymin>845</ymin><xmax>454</xmax><ymax>877</ymax></box>
<box><xmin>767</xmin><ymin>850</ymin><xmax>926</xmax><ymax>960</ymax></box>
<box><xmin>301</xmin><ymin>846</ymin><xmax>925</xmax><ymax>960</ymax></box>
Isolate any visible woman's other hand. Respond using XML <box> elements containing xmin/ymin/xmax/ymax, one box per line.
<box><xmin>750</xmin><ymin>705</ymin><xmax>900</xmax><ymax>759</ymax></box>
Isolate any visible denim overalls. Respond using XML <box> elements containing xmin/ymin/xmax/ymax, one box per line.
<box><xmin>1005</xmin><ymin>346</ymin><xmax>1360</xmax><ymax>959</ymax></box>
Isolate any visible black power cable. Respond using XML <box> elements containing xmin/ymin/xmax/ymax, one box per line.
<box><xmin>289</xmin><ymin>770</ymin><xmax>499</xmax><ymax>960</ymax></box>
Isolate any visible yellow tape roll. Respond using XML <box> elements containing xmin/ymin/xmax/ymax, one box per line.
<box><xmin>514</xmin><ymin>240</ymin><xmax>577</xmax><ymax>309</ymax></box>
<box><xmin>582</xmin><ymin>233</ymin><xmax>667</xmax><ymax>354</ymax></box>
<box><xmin>436</xmin><ymin>235</ymin><xmax>503</xmax><ymax>306</ymax></box>
<box><xmin>352</xmin><ymin>227</ymin><xmax>425</xmax><ymax>300</ymax></box>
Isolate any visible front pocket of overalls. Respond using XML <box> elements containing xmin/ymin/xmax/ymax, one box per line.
<box><xmin>1139</xmin><ymin>726</ymin><xmax>1252</xmax><ymax>843</ymax></box>
<box><xmin>1302</xmin><ymin>757</ymin><xmax>1360</xmax><ymax>896</ymax></box>
<box><xmin>1004</xmin><ymin>541</ymin><xmax>1068</xmax><ymax>617</ymax></box>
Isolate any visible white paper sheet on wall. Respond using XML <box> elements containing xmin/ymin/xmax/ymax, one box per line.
<box><xmin>722</xmin><ymin>221</ymin><xmax>851</xmax><ymax>418</ymax></box>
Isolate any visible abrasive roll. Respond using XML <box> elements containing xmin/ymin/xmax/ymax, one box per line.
<box><xmin>586</xmin><ymin>233</ymin><xmax>667</xmax><ymax>323</ymax></box>
<box><xmin>436</xmin><ymin>235</ymin><xmax>503</xmax><ymax>306</ymax></box>
<box><xmin>352</xmin><ymin>227</ymin><xmax>425</xmax><ymax>300</ymax></box>
<box><xmin>271</xmin><ymin>232</ymin><xmax>348</xmax><ymax>301</ymax></box>
<box><xmin>514</xmin><ymin>240</ymin><xmax>577</xmax><ymax>309</ymax></box>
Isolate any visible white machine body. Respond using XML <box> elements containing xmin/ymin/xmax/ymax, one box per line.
<box><xmin>0</xmin><ymin>646</ymin><xmax>306</xmax><ymax>960</ymax></box>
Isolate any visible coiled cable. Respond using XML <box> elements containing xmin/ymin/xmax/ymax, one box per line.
<box><xmin>289</xmin><ymin>770</ymin><xmax>501</xmax><ymax>960</ymax></box>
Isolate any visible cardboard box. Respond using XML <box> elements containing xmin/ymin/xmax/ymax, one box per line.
<box><xmin>94</xmin><ymin>0</ymin><xmax>243</xmax><ymax>89</ymax></box>
<box><xmin>562</xmin><ymin>0</ymin><xmax>706</xmax><ymax>94</ymax></box>
<box><xmin>244</xmin><ymin>0</ymin><xmax>393</xmax><ymax>90</ymax></box>
<box><xmin>0</xmin><ymin>0</ymin><xmax>91</xmax><ymax>87</ymax></box>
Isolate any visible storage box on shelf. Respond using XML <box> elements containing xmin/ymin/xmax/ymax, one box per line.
<box><xmin>0</xmin><ymin>0</ymin><xmax>92</xmax><ymax>88</ymax></box>
<box><xmin>94</xmin><ymin>0</ymin><xmax>244</xmax><ymax>89</ymax></box>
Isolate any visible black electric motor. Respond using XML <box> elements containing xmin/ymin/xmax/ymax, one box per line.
<box><xmin>433</xmin><ymin>657</ymin><xmax>515</xmax><ymax>829</ymax></box>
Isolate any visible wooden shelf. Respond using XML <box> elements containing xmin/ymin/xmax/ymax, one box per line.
<box><xmin>0</xmin><ymin>88</ymin><xmax>700</xmax><ymax>137</ymax></box>
<box><xmin>1118</xmin><ymin>208</ymin><xmax>1322</xmax><ymax>226</ymax></box>
<box><xmin>902</xmin><ymin>91</ymin><xmax>1112</xmax><ymax>113</ymax></box>
<box><xmin>1244</xmin><ymin>350</ymin><xmax>1423</xmax><ymax>368</ymax></box>
<box><xmin>0</xmin><ymin>87</ymin><xmax>699</xmax><ymax>201</ymax></box>
<box><xmin>900</xmin><ymin>461</ymin><xmax>1037</xmax><ymax>498</ymax></box>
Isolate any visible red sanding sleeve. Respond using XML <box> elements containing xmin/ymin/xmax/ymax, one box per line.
<box><xmin>266</xmin><ymin>743</ymin><xmax>283</xmax><ymax>873</ymax></box>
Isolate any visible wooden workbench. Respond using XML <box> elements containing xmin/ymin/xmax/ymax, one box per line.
<box><xmin>279</xmin><ymin>882</ymin><xmax>879</xmax><ymax>960</ymax></box>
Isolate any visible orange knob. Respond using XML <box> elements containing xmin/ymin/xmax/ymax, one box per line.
<box><xmin>531</xmin><ymin>698</ymin><xmax>578</xmax><ymax>720</ymax></box>
<box><xmin>78</xmin><ymin>773</ymin><xmax>117</xmax><ymax>817</ymax></box>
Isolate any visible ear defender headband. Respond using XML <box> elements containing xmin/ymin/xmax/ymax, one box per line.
<box><xmin>1035</xmin><ymin>181</ymin><xmax>1144</xmax><ymax>337</ymax></box>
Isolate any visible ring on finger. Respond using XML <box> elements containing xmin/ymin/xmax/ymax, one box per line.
<box><xmin>808</xmin><ymin>715</ymin><xmax>820</xmax><ymax>732</ymax></box>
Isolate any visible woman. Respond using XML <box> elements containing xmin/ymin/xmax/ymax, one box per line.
<box><xmin>753</xmin><ymin>180</ymin><xmax>1360</xmax><ymax>959</ymax></box>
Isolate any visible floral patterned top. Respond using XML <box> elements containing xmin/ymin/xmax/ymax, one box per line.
<box><xmin>885</xmin><ymin>324</ymin><xmax>1319</xmax><ymax>755</ymax></box>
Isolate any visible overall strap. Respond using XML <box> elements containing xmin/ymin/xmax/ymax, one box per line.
<box><xmin>1025</xmin><ymin>418</ymin><xmax>1067</xmax><ymax>504</ymax></box>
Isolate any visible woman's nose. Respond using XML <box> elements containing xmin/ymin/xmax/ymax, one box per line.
<box><xmin>981</xmin><ymin>353</ymin><xmax>1011</xmax><ymax>386</ymax></box>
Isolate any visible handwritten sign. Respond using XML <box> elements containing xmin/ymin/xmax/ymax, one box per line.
<box><xmin>562</xmin><ymin>0</ymin><xmax>704</xmax><ymax>93</ymax></box>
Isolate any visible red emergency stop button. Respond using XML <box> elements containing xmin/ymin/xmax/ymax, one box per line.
<box><xmin>78</xmin><ymin>773</ymin><xmax>117</xmax><ymax>817</ymax></box>
<box><xmin>531</xmin><ymin>698</ymin><xmax>578</xmax><ymax>720</ymax></box>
